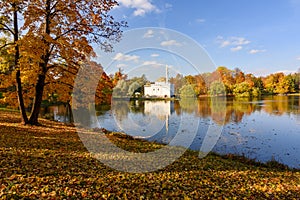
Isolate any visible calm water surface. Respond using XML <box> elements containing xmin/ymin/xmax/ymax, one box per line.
<box><xmin>53</xmin><ymin>96</ymin><xmax>300</xmax><ymax>169</ymax></box>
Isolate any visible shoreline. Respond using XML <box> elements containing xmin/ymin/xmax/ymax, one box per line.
<box><xmin>1</xmin><ymin>109</ymin><xmax>299</xmax><ymax>171</ymax></box>
<box><xmin>95</xmin><ymin>128</ymin><xmax>297</xmax><ymax>171</ymax></box>
<box><xmin>1</xmin><ymin>103</ymin><xmax>299</xmax><ymax>171</ymax></box>
<box><xmin>112</xmin><ymin>93</ymin><xmax>300</xmax><ymax>101</ymax></box>
<box><xmin>0</xmin><ymin>110</ymin><xmax>299</xmax><ymax>198</ymax></box>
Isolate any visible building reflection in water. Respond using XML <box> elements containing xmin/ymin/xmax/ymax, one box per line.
<box><xmin>144</xmin><ymin>101</ymin><xmax>174</xmax><ymax>135</ymax></box>
<box><xmin>109</xmin><ymin>100</ymin><xmax>174</xmax><ymax>139</ymax></box>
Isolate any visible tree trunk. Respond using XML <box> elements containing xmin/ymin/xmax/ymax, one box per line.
<box><xmin>28</xmin><ymin>0</ymin><xmax>51</xmax><ymax>125</ymax></box>
<box><xmin>13</xmin><ymin>3</ymin><xmax>28</xmax><ymax>124</ymax></box>
<box><xmin>16</xmin><ymin>70</ymin><xmax>29</xmax><ymax>124</ymax></box>
<box><xmin>28</xmin><ymin>73</ymin><xmax>46</xmax><ymax>125</ymax></box>
<box><xmin>66</xmin><ymin>101</ymin><xmax>74</xmax><ymax>123</ymax></box>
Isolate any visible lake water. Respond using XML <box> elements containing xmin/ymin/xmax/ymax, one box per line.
<box><xmin>51</xmin><ymin>96</ymin><xmax>300</xmax><ymax>169</ymax></box>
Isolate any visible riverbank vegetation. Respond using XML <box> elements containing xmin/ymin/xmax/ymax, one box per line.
<box><xmin>174</xmin><ymin>67</ymin><xmax>300</xmax><ymax>98</ymax></box>
<box><xmin>0</xmin><ymin>110</ymin><xmax>299</xmax><ymax>199</ymax></box>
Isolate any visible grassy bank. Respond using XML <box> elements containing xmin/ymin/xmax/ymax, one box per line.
<box><xmin>0</xmin><ymin>111</ymin><xmax>299</xmax><ymax>199</ymax></box>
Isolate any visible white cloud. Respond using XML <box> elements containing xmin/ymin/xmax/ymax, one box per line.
<box><xmin>249</xmin><ymin>49</ymin><xmax>266</xmax><ymax>54</ymax></box>
<box><xmin>231</xmin><ymin>46</ymin><xmax>243</xmax><ymax>52</ymax></box>
<box><xmin>143</xmin><ymin>29</ymin><xmax>154</xmax><ymax>38</ymax></box>
<box><xmin>113</xmin><ymin>53</ymin><xmax>140</xmax><ymax>62</ymax></box>
<box><xmin>231</xmin><ymin>37</ymin><xmax>251</xmax><ymax>46</ymax></box>
<box><xmin>134</xmin><ymin>9</ymin><xmax>146</xmax><ymax>16</ymax></box>
<box><xmin>151</xmin><ymin>53</ymin><xmax>159</xmax><ymax>57</ymax></box>
<box><xmin>160</xmin><ymin>40</ymin><xmax>182</xmax><ymax>47</ymax></box>
<box><xmin>142</xmin><ymin>61</ymin><xmax>164</xmax><ymax>67</ymax></box>
<box><xmin>196</xmin><ymin>18</ymin><xmax>206</xmax><ymax>23</ymax></box>
<box><xmin>275</xmin><ymin>70</ymin><xmax>297</xmax><ymax>74</ymax></box>
<box><xmin>220</xmin><ymin>40</ymin><xmax>231</xmax><ymax>48</ymax></box>
<box><xmin>217</xmin><ymin>36</ymin><xmax>251</xmax><ymax>48</ymax></box>
<box><xmin>297</xmin><ymin>56</ymin><xmax>300</xmax><ymax>60</ymax></box>
<box><xmin>118</xmin><ymin>0</ymin><xmax>160</xmax><ymax>16</ymax></box>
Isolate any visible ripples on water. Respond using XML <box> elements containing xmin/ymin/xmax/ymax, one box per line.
<box><xmin>48</xmin><ymin>96</ymin><xmax>300</xmax><ymax>169</ymax></box>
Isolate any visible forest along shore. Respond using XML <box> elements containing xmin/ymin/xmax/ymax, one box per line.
<box><xmin>0</xmin><ymin>110</ymin><xmax>299</xmax><ymax>199</ymax></box>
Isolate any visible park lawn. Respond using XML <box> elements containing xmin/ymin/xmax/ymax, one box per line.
<box><xmin>0</xmin><ymin>110</ymin><xmax>299</xmax><ymax>199</ymax></box>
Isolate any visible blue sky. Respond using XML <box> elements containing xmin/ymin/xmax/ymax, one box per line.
<box><xmin>101</xmin><ymin>0</ymin><xmax>300</xmax><ymax>78</ymax></box>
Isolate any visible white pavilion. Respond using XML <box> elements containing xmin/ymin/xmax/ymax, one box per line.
<box><xmin>144</xmin><ymin>66</ymin><xmax>175</xmax><ymax>98</ymax></box>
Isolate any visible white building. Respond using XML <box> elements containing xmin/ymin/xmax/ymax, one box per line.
<box><xmin>144</xmin><ymin>66</ymin><xmax>175</xmax><ymax>98</ymax></box>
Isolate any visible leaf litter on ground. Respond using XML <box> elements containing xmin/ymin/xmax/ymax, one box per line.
<box><xmin>0</xmin><ymin>110</ymin><xmax>299</xmax><ymax>199</ymax></box>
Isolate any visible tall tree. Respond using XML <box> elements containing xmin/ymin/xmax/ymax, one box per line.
<box><xmin>0</xmin><ymin>0</ymin><xmax>126</xmax><ymax>125</ymax></box>
<box><xmin>0</xmin><ymin>1</ymin><xmax>29</xmax><ymax>123</ymax></box>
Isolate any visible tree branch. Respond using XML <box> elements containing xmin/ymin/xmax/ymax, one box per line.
<box><xmin>0</xmin><ymin>42</ymin><xmax>14</xmax><ymax>50</ymax></box>
<box><xmin>0</xmin><ymin>22</ymin><xmax>14</xmax><ymax>35</ymax></box>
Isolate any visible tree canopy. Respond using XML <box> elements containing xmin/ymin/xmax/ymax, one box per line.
<box><xmin>168</xmin><ymin>67</ymin><xmax>299</xmax><ymax>98</ymax></box>
<box><xmin>0</xmin><ymin>0</ymin><xmax>126</xmax><ymax>125</ymax></box>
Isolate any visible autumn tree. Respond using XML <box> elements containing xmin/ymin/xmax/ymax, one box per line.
<box><xmin>111</xmin><ymin>68</ymin><xmax>127</xmax><ymax>87</ymax></box>
<box><xmin>0</xmin><ymin>1</ymin><xmax>29</xmax><ymax>123</ymax></box>
<box><xmin>72</xmin><ymin>60</ymin><xmax>114</xmax><ymax>108</ymax></box>
<box><xmin>274</xmin><ymin>74</ymin><xmax>295</xmax><ymax>94</ymax></box>
<box><xmin>156</xmin><ymin>77</ymin><xmax>167</xmax><ymax>83</ymax></box>
<box><xmin>263</xmin><ymin>73</ymin><xmax>283</xmax><ymax>94</ymax></box>
<box><xmin>0</xmin><ymin>0</ymin><xmax>126</xmax><ymax>125</ymax></box>
<box><xmin>180</xmin><ymin>75</ymin><xmax>207</xmax><ymax>97</ymax></box>
<box><xmin>233</xmin><ymin>67</ymin><xmax>245</xmax><ymax>84</ymax></box>
<box><xmin>194</xmin><ymin>74</ymin><xmax>207</xmax><ymax>95</ymax></box>
<box><xmin>233</xmin><ymin>82</ymin><xmax>252</xmax><ymax>97</ymax></box>
<box><xmin>170</xmin><ymin>73</ymin><xmax>185</xmax><ymax>96</ymax></box>
<box><xmin>217</xmin><ymin>66</ymin><xmax>235</xmax><ymax>94</ymax></box>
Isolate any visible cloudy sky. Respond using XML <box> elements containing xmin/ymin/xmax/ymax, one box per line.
<box><xmin>102</xmin><ymin>0</ymin><xmax>300</xmax><ymax>78</ymax></box>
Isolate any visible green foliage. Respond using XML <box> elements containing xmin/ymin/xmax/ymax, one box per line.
<box><xmin>128</xmin><ymin>81</ymin><xmax>141</xmax><ymax>96</ymax></box>
<box><xmin>179</xmin><ymin>84</ymin><xmax>196</xmax><ymax>97</ymax></box>
<box><xmin>113</xmin><ymin>75</ymin><xmax>148</xmax><ymax>98</ymax></box>
<box><xmin>170</xmin><ymin>74</ymin><xmax>186</xmax><ymax>96</ymax></box>
<box><xmin>251</xmin><ymin>87</ymin><xmax>261</xmax><ymax>97</ymax></box>
<box><xmin>233</xmin><ymin>82</ymin><xmax>252</xmax><ymax>97</ymax></box>
<box><xmin>113</xmin><ymin>79</ymin><xmax>129</xmax><ymax>97</ymax></box>
<box><xmin>209</xmin><ymin>81</ymin><xmax>226</xmax><ymax>96</ymax></box>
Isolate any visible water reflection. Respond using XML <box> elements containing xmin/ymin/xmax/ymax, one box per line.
<box><xmin>48</xmin><ymin>96</ymin><xmax>300</xmax><ymax>168</ymax></box>
<box><xmin>111</xmin><ymin>100</ymin><xmax>173</xmax><ymax>138</ymax></box>
<box><xmin>95</xmin><ymin>96</ymin><xmax>300</xmax><ymax>168</ymax></box>
<box><xmin>40</xmin><ymin>104</ymin><xmax>72</xmax><ymax>123</ymax></box>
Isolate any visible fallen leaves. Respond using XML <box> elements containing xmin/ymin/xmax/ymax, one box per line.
<box><xmin>0</xmin><ymin>110</ymin><xmax>299</xmax><ymax>199</ymax></box>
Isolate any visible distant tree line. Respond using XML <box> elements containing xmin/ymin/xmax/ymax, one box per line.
<box><xmin>171</xmin><ymin>66</ymin><xmax>300</xmax><ymax>98</ymax></box>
